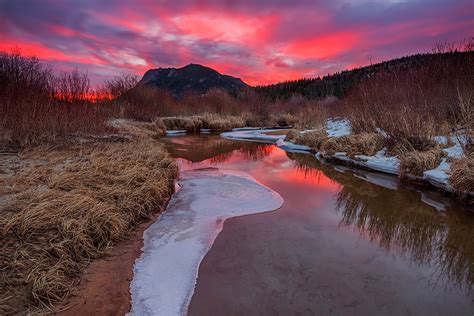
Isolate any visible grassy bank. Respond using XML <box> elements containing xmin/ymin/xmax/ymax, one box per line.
<box><xmin>0</xmin><ymin>52</ymin><xmax>179</xmax><ymax>313</ymax></box>
<box><xmin>0</xmin><ymin>136</ymin><xmax>178</xmax><ymax>313</ymax></box>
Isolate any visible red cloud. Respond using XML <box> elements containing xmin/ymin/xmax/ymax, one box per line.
<box><xmin>284</xmin><ymin>31</ymin><xmax>362</xmax><ymax>59</ymax></box>
<box><xmin>1</xmin><ymin>0</ymin><xmax>471</xmax><ymax>86</ymax></box>
<box><xmin>169</xmin><ymin>10</ymin><xmax>278</xmax><ymax>45</ymax></box>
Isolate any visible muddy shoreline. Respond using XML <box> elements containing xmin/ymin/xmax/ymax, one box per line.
<box><xmin>55</xmin><ymin>208</ymin><xmax>167</xmax><ymax>315</ymax></box>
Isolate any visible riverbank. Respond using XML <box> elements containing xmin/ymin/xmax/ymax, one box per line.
<box><xmin>0</xmin><ymin>122</ymin><xmax>178</xmax><ymax>314</ymax></box>
<box><xmin>218</xmin><ymin>119</ymin><xmax>473</xmax><ymax>200</ymax></box>
<box><xmin>54</xmin><ymin>208</ymin><xmax>165</xmax><ymax>315</ymax></box>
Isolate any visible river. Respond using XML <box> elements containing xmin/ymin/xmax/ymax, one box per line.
<box><xmin>141</xmin><ymin>134</ymin><xmax>473</xmax><ymax>315</ymax></box>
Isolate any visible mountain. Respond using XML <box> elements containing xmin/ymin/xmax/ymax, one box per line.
<box><xmin>255</xmin><ymin>51</ymin><xmax>473</xmax><ymax>100</ymax></box>
<box><xmin>139</xmin><ymin>63</ymin><xmax>249</xmax><ymax>96</ymax></box>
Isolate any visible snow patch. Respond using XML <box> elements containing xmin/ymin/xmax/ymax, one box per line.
<box><xmin>423</xmin><ymin>158</ymin><xmax>451</xmax><ymax>188</ymax></box>
<box><xmin>422</xmin><ymin>141</ymin><xmax>463</xmax><ymax>191</ymax></box>
<box><xmin>325</xmin><ymin>149</ymin><xmax>400</xmax><ymax>176</ymax></box>
<box><xmin>325</xmin><ymin>118</ymin><xmax>351</xmax><ymax>137</ymax></box>
<box><xmin>443</xmin><ymin>143</ymin><xmax>463</xmax><ymax>159</ymax></box>
<box><xmin>355</xmin><ymin>150</ymin><xmax>400</xmax><ymax>175</ymax></box>
<box><xmin>129</xmin><ymin>168</ymin><xmax>283</xmax><ymax>316</ymax></box>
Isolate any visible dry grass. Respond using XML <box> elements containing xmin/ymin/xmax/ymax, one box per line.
<box><xmin>203</xmin><ymin>113</ymin><xmax>246</xmax><ymax>131</ymax></box>
<box><xmin>286</xmin><ymin>130</ymin><xmax>384</xmax><ymax>158</ymax></box>
<box><xmin>114</xmin><ymin>118</ymin><xmax>167</xmax><ymax>139</ymax></box>
<box><xmin>159</xmin><ymin>116</ymin><xmax>204</xmax><ymax>133</ymax></box>
<box><xmin>320</xmin><ymin>133</ymin><xmax>385</xmax><ymax>157</ymax></box>
<box><xmin>449</xmin><ymin>154</ymin><xmax>474</xmax><ymax>196</ymax></box>
<box><xmin>285</xmin><ymin>129</ymin><xmax>329</xmax><ymax>151</ymax></box>
<box><xmin>397</xmin><ymin>147</ymin><xmax>446</xmax><ymax>178</ymax></box>
<box><xmin>0</xmin><ymin>137</ymin><xmax>178</xmax><ymax>314</ymax></box>
<box><xmin>159</xmin><ymin>114</ymin><xmax>246</xmax><ymax>133</ymax></box>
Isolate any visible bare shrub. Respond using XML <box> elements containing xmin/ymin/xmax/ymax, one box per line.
<box><xmin>118</xmin><ymin>86</ymin><xmax>176</xmax><ymax>120</ymax></box>
<box><xmin>101</xmin><ymin>74</ymin><xmax>139</xmax><ymax>99</ymax></box>
<box><xmin>344</xmin><ymin>50</ymin><xmax>473</xmax><ymax>150</ymax></box>
<box><xmin>0</xmin><ymin>51</ymin><xmax>110</xmax><ymax>149</ymax></box>
<box><xmin>55</xmin><ymin>68</ymin><xmax>90</xmax><ymax>103</ymax></box>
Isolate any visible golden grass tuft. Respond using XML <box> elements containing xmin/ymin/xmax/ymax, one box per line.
<box><xmin>294</xmin><ymin>130</ymin><xmax>329</xmax><ymax>151</ymax></box>
<box><xmin>449</xmin><ymin>153</ymin><xmax>474</xmax><ymax>196</ymax></box>
<box><xmin>397</xmin><ymin>147</ymin><xmax>446</xmax><ymax>177</ymax></box>
<box><xmin>0</xmin><ymin>139</ymin><xmax>178</xmax><ymax>313</ymax></box>
<box><xmin>114</xmin><ymin>119</ymin><xmax>167</xmax><ymax>139</ymax></box>
<box><xmin>160</xmin><ymin>114</ymin><xmax>246</xmax><ymax>133</ymax></box>
<box><xmin>320</xmin><ymin>133</ymin><xmax>384</xmax><ymax>157</ymax></box>
<box><xmin>286</xmin><ymin>131</ymin><xmax>384</xmax><ymax>156</ymax></box>
<box><xmin>160</xmin><ymin>116</ymin><xmax>203</xmax><ymax>133</ymax></box>
<box><xmin>203</xmin><ymin>113</ymin><xmax>246</xmax><ymax>131</ymax></box>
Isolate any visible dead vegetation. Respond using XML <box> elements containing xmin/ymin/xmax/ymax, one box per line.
<box><xmin>450</xmin><ymin>154</ymin><xmax>474</xmax><ymax>196</ymax></box>
<box><xmin>0</xmin><ymin>51</ymin><xmax>181</xmax><ymax>314</ymax></box>
<box><xmin>285</xmin><ymin>129</ymin><xmax>328</xmax><ymax>151</ymax></box>
<box><xmin>343</xmin><ymin>48</ymin><xmax>473</xmax><ymax>152</ymax></box>
<box><xmin>320</xmin><ymin>133</ymin><xmax>385</xmax><ymax>157</ymax></box>
<box><xmin>397</xmin><ymin>147</ymin><xmax>446</xmax><ymax>177</ymax></box>
<box><xmin>0</xmin><ymin>138</ymin><xmax>178</xmax><ymax>314</ymax></box>
<box><xmin>112</xmin><ymin>118</ymin><xmax>167</xmax><ymax>139</ymax></box>
<box><xmin>158</xmin><ymin>114</ymin><xmax>246</xmax><ymax>133</ymax></box>
<box><xmin>0</xmin><ymin>51</ymin><xmax>111</xmax><ymax>150</ymax></box>
<box><xmin>287</xmin><ymin>130</ymin><xmax>384</xmax><ymax>158</ymax></box>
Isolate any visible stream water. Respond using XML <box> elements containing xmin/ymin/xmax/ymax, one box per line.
<box><xmin>157</xmin><ymin>134</ymin><xmax>474</xmax><ymax>315</ymax></box>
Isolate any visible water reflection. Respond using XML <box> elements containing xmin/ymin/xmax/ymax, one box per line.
<box><xmin>287</xmin><ymin>152</ymin><xmax>474</xmax><ymax>292</ymax></box>
<box><xmin>163</xmin><ymin>134</ymin><xmax>474</xmax><ymax>297</ymax></box>
<box><xmin>162</xmin><ymin>134</ymin><xmax>273</xmax><ymax>163</ymax></box>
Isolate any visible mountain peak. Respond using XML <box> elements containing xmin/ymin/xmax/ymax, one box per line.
<box><xmin>140</xmin><ymin>64</ymin><xmax>249</xmax><ymax>96</ymax></box>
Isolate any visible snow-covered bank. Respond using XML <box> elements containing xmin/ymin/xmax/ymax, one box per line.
<box><xmin>219</xmin><ymin>118</ymin><xmax>471</xmax><ymax>197</ymax></box>
<box><xmin>325</xmin><ymin>118</ymin><xmax>351</xmax><ymax>137</ymax></box>
<box><xmin>129</xmin><ymin>168</ymin><xmax>283</xmax><ymax>316</ymax></box>
<box><xmin>327</xmin><ymin>149</ymin><xmax>400</xmax><ymax>176</ymax></box>
<box><xmin>423</xmin><ymin>142</ymin><xmax>464</xmax><ymax>192</ymax></box>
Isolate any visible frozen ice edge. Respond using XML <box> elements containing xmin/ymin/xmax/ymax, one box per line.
<box><xmin>129</xmin><ymin>168</ymin><xmax>283</xmax><ymax>316</ymax></box>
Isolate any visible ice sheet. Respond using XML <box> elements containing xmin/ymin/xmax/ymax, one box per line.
<box><xmin>275</xmin><ymin>139</ymin><xmax>312</xmax><ymax>153</ymax></box>
<box><xmin>129</xmin><ymin>168</ymin><xmax>283</xmax><ymax>316</ymax></box>
<box><xmin>166</xmin><ymin>130</ymin><xmax>187</xmax><ymax>136</ymax></box>
<box><xmin>220</xmin><ymin>129</ymin><xmax>286</xmax><ymax>143</ymax></box>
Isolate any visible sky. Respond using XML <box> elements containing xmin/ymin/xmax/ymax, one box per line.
<box><xmin>0</xmin><ymin>0</ymin><xmax>472</xmax><ymax>86</ymax></box>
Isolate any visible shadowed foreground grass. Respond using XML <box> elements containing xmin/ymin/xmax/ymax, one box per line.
<box><xmin>0</xmin><ymin>138</ymin><xmax>178</xmax><ymax>314</ymax></box>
